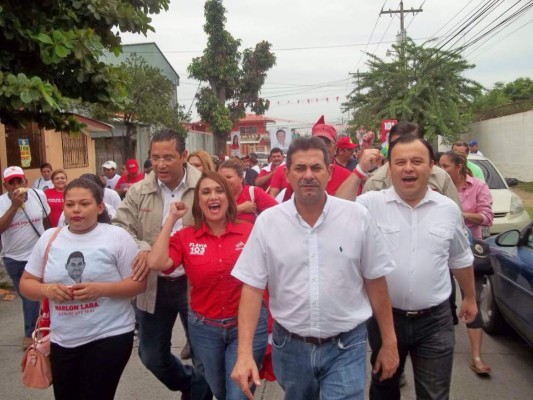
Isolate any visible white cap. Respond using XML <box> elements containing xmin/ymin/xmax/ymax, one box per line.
<box><xmin>3</xmin><ymin>166</ymin><xmax>25</xmax><ymax>182</ymax></box>
<box><xmin>102</xmin><ymin>161</ymin><xmax>117</xmax><ymax>169</ymax></box>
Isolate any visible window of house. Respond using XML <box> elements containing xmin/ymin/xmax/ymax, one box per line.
<box><xmin>5</xmin><ymin>123</ymin><xmax>44</xmax><ymax>169</ymax></box>
<box><xmin>62</xmin><ymin>132</ymin><xmax>89</xmax><ymax>168</ymax></box>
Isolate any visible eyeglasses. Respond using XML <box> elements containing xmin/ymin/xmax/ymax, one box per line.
<box><xmin>150</xmin><ymin>156</ymin><xmax>178</xmax><ymax>164</ymax></box>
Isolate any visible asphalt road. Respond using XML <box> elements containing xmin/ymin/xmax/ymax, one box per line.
<box><xmin>1</xmin><ymin>292</ymin><xmax>532</xmax><ymax>399</ymax></box>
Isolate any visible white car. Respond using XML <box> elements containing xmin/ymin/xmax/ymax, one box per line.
<box><xmin>468</xmin><ymin>154</ymin><xmax>531</xmax><ymax>235</ymax></box>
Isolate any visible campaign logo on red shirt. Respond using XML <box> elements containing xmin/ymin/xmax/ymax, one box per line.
<box><xmin>235</xmin><ymin>241</ymin><xmax>245</xmax><ymax>251</ymax></box>
<box><xmin>189</xmin><ymin>243</ymin><xmax>206</xmax><ymax>255</ymax></box>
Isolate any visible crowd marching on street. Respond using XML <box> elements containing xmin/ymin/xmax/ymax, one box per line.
<box><xmin>2</xmin><ymin>118</ymin><xmax>501</xmax><ymax>400</ymax></box>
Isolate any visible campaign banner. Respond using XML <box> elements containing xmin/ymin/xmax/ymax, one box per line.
<box><xmin>269</xmin><ymin>127</ymin><xmax>291</xmax><ymax>153</ymax></box>
<box><xmin>380</xmin><ymin>120</ymin><xmax>397</xmax><ymax>145</ymax></box>
<box><xmin>230</xmin><ymin>131</ymin><xmax>241</xmax><ymax>157</ymax></box>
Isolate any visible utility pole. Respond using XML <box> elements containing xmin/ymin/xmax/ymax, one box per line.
<box><xmin>380</xmin><ymin>1</ymin><xmax>423</xmax><ymax>44</ymax></box>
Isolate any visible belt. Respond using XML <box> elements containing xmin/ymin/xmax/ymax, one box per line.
<box><xmin>392</xmin><ymin>301</ymin><xmax>447</xmax><ymax>319</ymax></box>
<box><xmin>274</xmin><ymin>321</ymin><xmax>344</xmax><ymax>346</ymax></box>
<box><xmin>157</xmin><ymin>275</ymin><xmax>187</xmax><ymax>283</ymax></box>
<box><xmin>191</xmin><ymin>310</ymin><xmax>238</xmax><ymax>329</ymax></box>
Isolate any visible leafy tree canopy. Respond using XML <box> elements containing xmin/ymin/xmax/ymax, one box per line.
<box><xmin>187</xmin><ymin>0</ymin><xmax>276</xmax><ymax>154</ymax></box>
<box><xmin>343</xmin><ymin>39</ymin><xmax>482</xmax><ymax>143</ymax></box>
<box><xmin>89</xmin><ymin>54</ymin><xmax>189</xmax><ymax>156</ymax></box>
<box><xmin>473</xmin><ymin>77</ymin><xmax>533</xmax><ymax>118</ymax></box>
<box><xmin>0</xmin><ymin>0</ymin><xmax>169</xmax><ymax>131</ymax></box>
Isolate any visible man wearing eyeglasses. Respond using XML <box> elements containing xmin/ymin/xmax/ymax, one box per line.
<box><xmin>113</xmin><ymin>129</ymin><xmax>210</xmax><ymax>400</ymax></box>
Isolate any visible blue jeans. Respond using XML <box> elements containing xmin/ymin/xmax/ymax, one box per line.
<box><xmin>3</xmin><ymin>257</ymin><xmax>40</xmax><ymax>338</ymax></box>
<box><xmin>272</xmin><ymin>322</ymin><xmax>367</xmax><ymax>400</ymax></box>
<box><xmin>368</xmin><ymin>301</ymin><xmax>455</xmax><ymax>400</ymax></box>
<box><xmin>188</xmin><ymin>307</ymin><xmax>268</xmax><ymax>400</ymax></box>
<box><xmin>136</xmin><ymin>276</ymin><xmax>211</xmax><ymax>399</ymax></box>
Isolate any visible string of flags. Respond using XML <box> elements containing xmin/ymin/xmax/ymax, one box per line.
<box><xmin>275</xmin><ymin>96</ymin><xmax>345</xmax><ymax>106</ymax></box>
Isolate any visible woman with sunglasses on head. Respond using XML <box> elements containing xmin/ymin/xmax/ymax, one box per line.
<box><xmin>20</xmin><ymin>178</ymin><xmax>146</xmax><ymax>400</ymax></box>
<box><xmin>147</xmin><ymin>171</ymin><xmax>268</xmax><ymax>400</ymax></box>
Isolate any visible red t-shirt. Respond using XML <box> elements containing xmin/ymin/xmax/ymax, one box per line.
<box><xmin>44</xmin><ymin>188</ymin><xmax>64</xmax><ymax>227</ymax></box>
<box><xmin>115</xmin><ymin>173</ymin><xmax>144</xmax><ymax>191</ymax></box>
<box><xmin>167</xmin><ymin>221</ymin><xmax>252</xmax><ymax>319</ymax></box>
<box><xmin>236</xmin><ymin>185</ymin><xmax>278</xmax><ymax>224</ymax></box>
<box><xmin>270</xmin><ymin>164</ymin><xmax>352</xmax><ymax>200</ymax></box>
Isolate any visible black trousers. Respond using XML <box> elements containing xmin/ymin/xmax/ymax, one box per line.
<box><xmin>50</xmin><ymin>331</ymin><xmax>134</xmax><ymax>400</ymax></box>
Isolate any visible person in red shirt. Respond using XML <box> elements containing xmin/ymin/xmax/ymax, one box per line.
<box><xmin>255</xmin><ymin>148</ymin><xmax>284</xmax><ymax>191</ymax></box>
<box><xmin>218</xmin><ymin>159</ymin><xmax>278</xmax><ymax>224</ymax></box>
<box><xmin>147</xmin><ymin>171</ymin><xmax>268</xmax><ymax>400</ymax></box>
<box><xmin>44</xmin><ymin>169</ymin><xmax>68</xmax><ymax>227</ymax></box>
<box><xmin>115</xmin><ymin>159</ymin><xmax>144</xmax><ymax>198</ymax></box>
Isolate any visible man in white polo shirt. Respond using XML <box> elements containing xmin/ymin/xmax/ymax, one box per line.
<box><xmin>357</xmin><ymin>135</ymin><xmax>477</xmax><ymax>400</ymax></box>
<box><xmin>102</xmin><ymin>160</ymin><xmax>121</xmax><ymax>189</ymax></box>
<box><xmin>231</xmin><ymin>137</ymin><xmax>399</xmax><ymax>400</ymax></box>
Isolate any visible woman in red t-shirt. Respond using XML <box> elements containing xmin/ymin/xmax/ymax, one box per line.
<box><xmin>147</xmin><ymin>172</ymin><xmax>267</xmax><ymax>400</ymax></box>
<box><xmin>44</xmin><ymin>169</ymin><xmax>67</xmax><ymax>227</ymax></box>
<box><xmin>218</xmin><ymin>159</ymin><xmax>278</xmax><ymax>224</ymax></box>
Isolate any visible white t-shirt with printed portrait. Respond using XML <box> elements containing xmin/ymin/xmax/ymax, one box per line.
<box><xmin>25</xmin><ymin>223</ymin><xmax>138</xmax><ymax>348</ymax></box>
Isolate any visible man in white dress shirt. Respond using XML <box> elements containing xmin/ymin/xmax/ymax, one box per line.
<box><xmin>231</xmin><ymin>137</ymin><xmax>399</xmax><ymax>400</ymax></box>
<box><xmin>357</xmin><ymin>135</ymin><xmax>477</xmax><ymax>400</ymax></box>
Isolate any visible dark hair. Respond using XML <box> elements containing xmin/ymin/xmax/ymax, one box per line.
<box><xmin>270</xmin><ymin>147</ymin><xmax>283</xmax><ymax>156</ymax></box>
<box><xmin>276</xmin><ymin>129</ymin><xmax>286</xmax><ymax>137</ymax></box>
<box><xmin>389</xmin><ymin>121</ymin><xmax>423</xmax><ymax>144</ymax></box>
<box><xmin>192</xmin><ymin>172</ymin><xmax>238</xmax><ymax>230</ymax></box>
<box><xmin>387</xmin><ymin>134</ymin><xmax>434</xmax><ymax>163</ymax></box>
<box><xmin>64</xmin><ymin>178</ymin><xmax>111</xmax><ymax>224</ymax></box>
<box><xmin>79</xmin><ymin>173</ymin><xmax>105</xmax><ymax>189</ymax></box>
<box><xmin>451</xmin><ymin>140</ymin><xmax>468</xmax><ymax>149</ymax></box>
<box><xmin>66</xmin><ymin>251</ymin><xmax>85</xmax><ymax>265</ymax></box>
<box><xmin>440</xmin><ymin>151</ymin><xmax>472</xmax><ymax>177</ymax></box>
<box><xmin>286</xmin><ymin>137</ymin><xmax>330</xmax><ymax>169</ymax></box>
<box><xmin>40</xmin><ymin>163</ymin><xmax>52</xmax><ymax>170</ymax></box>
<box><xmin>151</xmin><ymin>128</ymin><xmax>186</xmax><ymax>153</ymax></box>
<box><xmin>218</xmin><ymin>158</ymin><xmax>245</xmax><ymax>178</ymax></box>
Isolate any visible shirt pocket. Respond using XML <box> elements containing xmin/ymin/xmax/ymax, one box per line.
<box><xmin>377</xmin><ymin>224</ymin><xmax>401</xmax><ymax>251</ymax></box>
<box><xmin>428</xmin><ymin>226</ymin><xmax>453</xmax><ymax>256</ymax></box>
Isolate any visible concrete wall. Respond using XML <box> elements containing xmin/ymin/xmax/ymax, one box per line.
<box><xmin>463</xmin><ymin>110</ymin><xmax>533</xmax><ymax>182</ymax></box>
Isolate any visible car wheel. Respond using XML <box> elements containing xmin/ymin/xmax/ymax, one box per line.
<box><xmin>480</xmin><ymin>275</ymin><xmax>506</xmax><ymax>334</ymax></box>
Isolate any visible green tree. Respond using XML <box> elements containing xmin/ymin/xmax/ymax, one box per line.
<box><xmin>343</xmin><ymin>39</ymin><xmax>482</xmax><ymax>143</ymax></box>
<box><xmin>473</xmin><ymin>77</ymin><xmax>533</xmax><ymax>119</ymax></box>
<box><xmin>187</xmin><ymin>0</ymin><xmax>276</xmax><ymax>155</ymax></box>
<box><xmin>0</xmin><ymin>0</ymin><xmax>169</xmax><ymax>131</ymax></box>
<box><xmin>90</xmin><ymin>54</ymin><xmax>189</xmax><ymax>158</ymax></box>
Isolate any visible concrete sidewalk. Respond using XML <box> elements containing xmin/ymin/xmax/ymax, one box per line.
<box><xmin>2</xmin><ymin>288</ymin><xmax>532</xmax><ymax>399</ymax></box>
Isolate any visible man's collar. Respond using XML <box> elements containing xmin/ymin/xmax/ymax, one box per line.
<box><xmin>157</xmin><ymin>168</ymin><xmax>187</xmax><ymax>191</ymax></box>
<box><xmin>385</xmin><ymin>186</ymin><xmax>436</xmax><ymax>208</ymax></box>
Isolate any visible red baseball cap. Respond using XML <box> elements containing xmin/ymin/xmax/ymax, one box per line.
<box><xmin>336</xmin><ymin>136</ymin><xmax>357</xmax><ymax>150</ymax></box>
<box><xmin>3</xmin><ymin>166</ymin><xmax>25</xmax><ymax>183</ymax></box>
<box><xmin>125</xmin><ymin>159</ymin><xmax>139</xmax><ymax>174</ymax></box>
<box><xmin>312</xmin><ymin>124</ymin><xmax>337</xmax><ymax>143</ymax></box>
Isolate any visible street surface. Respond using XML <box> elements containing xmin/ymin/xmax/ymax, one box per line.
<box><xmin>1</xmin><ymin>290</ymin><xmax>532</xmax><ymax>399</ymax></box>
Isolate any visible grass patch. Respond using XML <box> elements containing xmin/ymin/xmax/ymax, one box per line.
<box><xmin>517</xmin><ymin>181</ymin><xmax>533</xmax><ymax>193</ymax></box>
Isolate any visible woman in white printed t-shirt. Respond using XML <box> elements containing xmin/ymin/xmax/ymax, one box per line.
<box><xmin>20</xmin><ymin>178</ymin><xmax>146</xmax><ymax>400</ymax></box>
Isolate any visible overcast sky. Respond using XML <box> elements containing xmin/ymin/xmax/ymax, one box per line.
<box><xmin>121</xmin><ymin>0</ymin><xmax>533</xmax><ymax>128</ymax></box>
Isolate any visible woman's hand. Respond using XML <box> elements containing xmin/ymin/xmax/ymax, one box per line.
<box><xmin>169</xmin><ymin>201</ymin><xmax>189</xmax><ymax>220</ymax></box>
<box><xmin>71</xmin><ymin>283</ymin><xmax>104</xmax><ymax>301</ymax></box>
<box><xmin>44</xmin><ymin>283</ymin><xmax>74</xmax><ymax>303</ymax></box>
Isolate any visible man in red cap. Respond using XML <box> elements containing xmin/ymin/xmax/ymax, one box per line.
<box><xmin>115</xmin><ymin>158</ymin><xmax>144</xmax><ymax>198</ymax></box>
<box><xmin>335</xmin><ymin>136</ymin><xmax>358</xmax><ymax>171</ymax></box>
<box><xmin>269</xmin><ymin>118</ymin><xmax>376</xmax><ymax>201</ymax></box>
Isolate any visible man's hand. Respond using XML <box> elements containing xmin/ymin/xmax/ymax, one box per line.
<box><xmin>231</xmin><ymin>354</ymin><xmax>261</xmax><ymax>400</ymax></box>
<box><xmin>238</xmin><ymin>201</ymin><xmax>257</xmax><ymax>215</ymax></box>
<box><xmin>358</xmin><ymin>149</ymin><xmax>383</xmax><ymax>173</ymax></box>
<box><xmin>132</xmin><ymin>251</ymin><xmax>150</xmax><ymax>281</ymax></box>
<box><xmin>11</xmin><ymin>188</ymin><xmax>27</xmax><ymax>208</ymax></box>
<box><xmin>372</xmin><ymin>342</ymin><xmax>399</xmax><ymax>381</ymax></box>
<box><xmin>458</xmin><ymin>297</ymin><xmax>478</xmax><ymax>324</ymax></box>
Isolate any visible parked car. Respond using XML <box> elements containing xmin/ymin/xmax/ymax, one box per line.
<box><xmin>481</xmin><ymin>222</ymin><xmax>533</xmax><ymax>346</ymax></box>
<box><xmin>468</xmin><ymin>154</ymin><xmax>531</xmax><ymax>235</ymax></box>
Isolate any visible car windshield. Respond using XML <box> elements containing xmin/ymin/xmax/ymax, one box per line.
<box><xmin>468</xmin><ymin>159</ymin><xmax>507</xmax><ymax>190</ymax></box>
